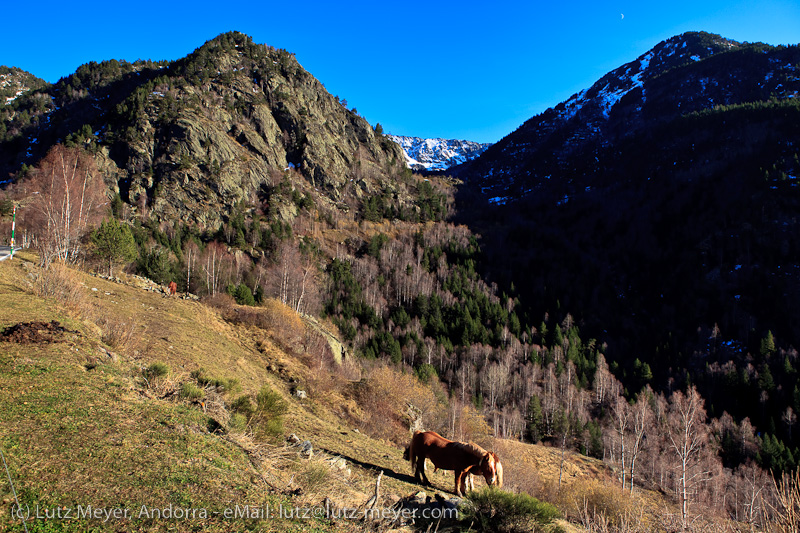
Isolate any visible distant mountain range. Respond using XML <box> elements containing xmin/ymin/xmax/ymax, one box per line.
<box><xmin>388</xmin><ymin>135</ymin><xmax>490</xmax><ymax>171</ymax></box>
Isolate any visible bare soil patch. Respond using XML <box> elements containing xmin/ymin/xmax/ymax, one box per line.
<box><xmin>0</xmin><ymin>320</ymin><xmax>76</xmax><ymax>343</ymax></box>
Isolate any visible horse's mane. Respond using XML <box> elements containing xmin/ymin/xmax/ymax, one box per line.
<box><xmin>452</xmin><ymin>441</ymin><xmax>487</xmax><ymax>459</ymax></box>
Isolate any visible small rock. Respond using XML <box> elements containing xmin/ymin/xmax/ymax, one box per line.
<box><xmin>98</xmin><ymin>346</ymin><xmax>118</xmax><ymax>362</ymax></box>
<box><xmin>293</xmin><ymin>439</ymin><xmax>313</xmax><ymax>458</ymax></box>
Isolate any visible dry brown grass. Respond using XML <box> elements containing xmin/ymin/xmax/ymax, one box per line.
<box><xmin>555</xmin><ymin>479</ymin><xmax>654</xmax><ymax>532</ymax></box>
<box><xmin>95</xmin><ymin>314</ymin><xmax>142</xmax><ymax>351</ymax></box>
<box><xmin>29</xmin><ymin>261</ymin><xmax>147</xmax><ymax>357</ymax></box>
<box><xmin>346</xmin><ymin>363</ymin><xmax>451</xmax><ymax>444</ymax></box>
<box><xmin>219</xmin><ymin>298</ymin><xmax>309</xmax><ymax>357</ymax></box>
<box><xmin>1</xmin><ymin>255</ymin><xmax>420</xmax><ymax>530</ymax></box>
<box><xmin>31</xmin><ymin>261</ymin><xmax>88</xmax><ymax>310</ymax></box>
<box><xmin>485</xmin><ymin>438</ymin><xmax>677</xmax><ymax>532</ymax></box>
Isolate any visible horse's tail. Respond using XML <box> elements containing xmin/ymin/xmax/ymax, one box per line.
<box><xmin>407</xmin><ymin>430</ymin><xmax>422</xmax><ymax>466</ymax></box>
<box><xmin>495</xmin><ymin>458</ymin><xmax>504</xmax><ymax>488</ymax></box>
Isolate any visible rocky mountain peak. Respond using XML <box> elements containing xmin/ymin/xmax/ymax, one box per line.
<box><xmin>460</xmin><ymin>32</ymin><xmax>797</xmax><ymax>201</ymax></box>
<box><xmin>388</xmin><ymin>135</ymin><xmax>490</xmax><ymax>171</ymax></box>
<box><xmin>1</xmin><ymin>33</ymin><xmax>407</xmax><ymax>228</ymax></box>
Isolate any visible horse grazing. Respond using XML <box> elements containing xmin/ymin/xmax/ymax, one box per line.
<box><xmin>434</xmin><ymin>442</ymin><xmax>504</xmax><ymax>492</ymax></box>
<box><xmin>406</xmin><ymin>431</ymin><xmax>501</xmax><ymax>496</ymax></box>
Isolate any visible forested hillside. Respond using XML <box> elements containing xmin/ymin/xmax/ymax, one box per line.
<box><xmin>455</xmin><ymin>32</ymin><xmax>800</xmax><ymax>493</ymax></box>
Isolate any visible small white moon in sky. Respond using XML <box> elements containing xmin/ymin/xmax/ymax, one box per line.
<box><xmin>621</xmin><ymin>13</ymin><xmax>625</xmax><ymax>20</ymax></box>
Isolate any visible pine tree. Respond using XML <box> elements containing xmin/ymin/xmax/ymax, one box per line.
<box><xmin>761</xmin><ymin>330</ymin><xmax>776</xmax><ymax>358</ymax></box>
<box><xmin>527</xmin><ymin>395</ymin><xmax>544</xmax><ymax>443</ymax></box>
<box><xmin>91</xmin><ymin>219</ymin><xmax>138</xmax><ymax>277</ymax></box>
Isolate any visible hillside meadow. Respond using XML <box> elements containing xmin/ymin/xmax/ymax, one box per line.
<box><xmin>0</xmin><ymin>252</ymin><xmax>671</xmax><ymax>532</ymax></box>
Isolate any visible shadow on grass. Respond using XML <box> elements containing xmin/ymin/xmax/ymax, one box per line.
<box><xmin>318</xmin><ymin>447</ymin><xmax>457</xmax><ymax>495</ymax></box>
<box><xmin>0</xmin><ymin>282</ymin><xmax>27</xmax><ymax>293</ymax></box>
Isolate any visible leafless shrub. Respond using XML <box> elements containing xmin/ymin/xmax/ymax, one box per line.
<box><xmin>32</xmin><ymin>262</ymin><xmax>87</xmax><ymax>309</ymax></box>
<box><xmin>227</xmin><ymin>299</ymin><xmax>308</xmax><ymax>355</ymax></box>
<box><xmin>203</xmin><ymin>291</ymin><xmax>237</xmax><ymax>313</ymax></box>
<box><xmin>348</xmin><ymin>364</ymin><xmax>451</xmax><ymax>444</ymax></box>
<box><xmin>96</xmin><ymin>315</ymin><xmax>141</xmax><ymax>351</ymax></box>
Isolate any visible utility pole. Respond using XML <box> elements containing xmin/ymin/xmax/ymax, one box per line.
<box><xmin>9</xmin><ymin>205</ymin><xmax>17</xmax><ymax>259</ymax></box>
<box><xmin>10</xmin><ymin>205</ymin><xmax>16</xmax><ymax>259</ymax></box>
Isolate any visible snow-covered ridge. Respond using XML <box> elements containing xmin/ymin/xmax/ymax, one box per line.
<box><xmin>388</xmin><ymin>135</ymin><xmax>491</xmax><ymax>171</ymax></box>
<box><xmin>1</xmin><ymin>68</ymin><xmax>46</xmax><ymax>105</ymax></box>
<box><xmin>555</xmin><ymin>33</ymin><xmax>744</xmax><ymax>125</ymax></box>
<box><xmin>1</xmin><ymin>74</ymin><xmax>27</xmax><ymax>105</ymax></box>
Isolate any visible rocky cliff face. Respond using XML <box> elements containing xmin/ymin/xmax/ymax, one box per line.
<box><xmin>1</xmin><ymin>32</ymin><xmax>406</xmax><ymax>228</ymax></box>
<box><xmin>388</xmin><ymin>135</ymin><xmax>490</xmax><ymax>171</ymax></box>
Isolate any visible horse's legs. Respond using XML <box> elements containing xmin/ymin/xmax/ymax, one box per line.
<box><xmin>459</xmin><ymin>473</ymin><xmax>469</xmax><ymax>496</ymax></box>
<box><xmin>466</xmin><ymin>473</ymin><xmax>474</xmax><ymax>492</ymax></box>
<box><xmin>454</xmin><ymin>470</ymin><xmax>465</xmax><ymax>497</ymax></box>
<box><xmin>416</xmin><ymin>457</ymin><xmax>431</xmax><ymax>486</ymax></box>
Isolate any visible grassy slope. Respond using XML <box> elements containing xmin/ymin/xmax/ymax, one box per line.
<box><xmin>0</xmin><ymin>253</ymin><xmax>653</xmax><ymax>532</ymax></box>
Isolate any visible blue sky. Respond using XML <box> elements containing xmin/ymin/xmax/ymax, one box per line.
<box><xmin>4</xmin><ymin>1</ymin><xmax>800</xmax><ymax>143</ymax></box>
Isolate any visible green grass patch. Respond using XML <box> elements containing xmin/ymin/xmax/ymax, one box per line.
<box><xmin>190</xmin><ymin>368</ymin><xmax>241</xmax><ymax>394</ymax></box>
<box><xmin>143</xmin><ymin>362</ymin><xmax>169</xmax><ymax>380</ymax></box>
<box><xmin>461</xmin><ymin>487</ymin><xmax>562</xmax><ymax>533</ymax></box>
<box><xmin>180</xmin><ymin>382</ymin><xmax>205</xmax><ymax>400</ymax></box>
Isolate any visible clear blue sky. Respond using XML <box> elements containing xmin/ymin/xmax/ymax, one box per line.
<box><xmin>4</xmin><ymin>1</ymin><xmax>800</xmax><ymax>143</ymax></box>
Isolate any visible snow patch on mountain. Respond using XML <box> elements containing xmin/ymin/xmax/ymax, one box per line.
<box><xmin>388</xmin><ymin>135</ymin><xmax>491</xmax><ymax>171</ymax></box>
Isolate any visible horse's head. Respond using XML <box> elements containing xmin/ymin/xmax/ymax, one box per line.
<box><xmin>478</xmin><ymin>451</ymin><xmax>502</xmax><ymax>487</ymax></box>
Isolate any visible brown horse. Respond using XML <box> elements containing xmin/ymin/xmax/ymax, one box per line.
<box><xmin>406</xmin><ymin>431</ymin><xmax>501</xmax><ymax>496</ymax></box>
<box><xmin>435</xmin><ymin>442</ymin><xmax>504</xmax><ymax>492</ymax></box>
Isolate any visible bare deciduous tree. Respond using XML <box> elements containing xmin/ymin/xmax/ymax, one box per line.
<box><xmin>731</xmin><ymin>461</ymin><xmax>770</xmax><ymax>528</ymax></box>
<box><xmin>767</xmin><ymin>468</ymin><xmax>800</xmax><ymax>533</ymax></box>
<box><xmin>183</xmin><ymin>239</ymin><xmax>199</xmax><ymax>293</ymax></box>
<box><xmin>666</xmin><ymin>385</ymin><xmax>714</xmax><ymax>531</ymax></box>
<box><xmin>22</xmin><ymin>145</ymin><xmax>106</xmax><ymax>266</ymax></box>
<box><xmin>783</xmin><ymin>407</ymin><xmax>797</xmax><ymax>441</ymax></box>
<box><xmin>201</xmin><ymin>241</ymin><xmax>231</xmax><ymax>295</ymax></box>
<box><xmin>593</xmin><ymin>353</ymin><xmax>613</xmax><ymax>406</ymax></box>
<box><xmin>629</xmin><ymin>387</ymin><xmax>654</xmax><ymax>495</ymax></box>
<box><xmin>610</xmin><ymin>395</ymin><xmax>630</xmax><ymax>490</ymax></box>
<box><xmin>266</xmin><ymin>241</ymin><xmax>321</xmax><ymax>315</ymax></box>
